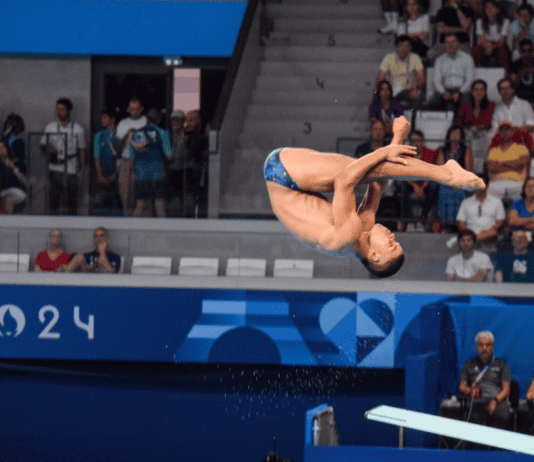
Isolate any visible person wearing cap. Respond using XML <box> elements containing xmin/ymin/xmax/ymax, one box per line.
<box><xmin>486</xmin><ymin>119</ymin><xmax>531</xmax><ymax>201</ymax></box>
<box><xmin>128</xmin><ymin>107</ymin><xmax>172</xmax><ymax>217</ymax></box>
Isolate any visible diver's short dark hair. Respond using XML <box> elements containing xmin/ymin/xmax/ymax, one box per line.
<box><xmin>56</xmin><ymin>98</ymin><xmax>73</xmax><ymax>111</ymax></box>
<box><xmin>362</xmin><ymin>252</ymin><xmax>405</xmax><ymax>278</ymax></box>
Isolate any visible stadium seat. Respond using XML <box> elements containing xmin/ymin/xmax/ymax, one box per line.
<box><xmin>131</xmin><ymin>256</ymin><xmax>172</xmax><ymax>276</ymax></box>
<box><xmin>179</xmin><ymin>257</ymin><xmax>219</xmax><ymax>276</ymax></box>
<box><xmin>273</xmin><ymin>259</ymin><xmax>314</xmax><ymax>278</ymax></box>
<box><xmin>413</xmin><ymin>110</ymin><xmax>454</xmax><ymax>149</ymax></box>
<box><xmin>0</xmin><ymin>253</ymin><xmax>30</xmax><ymax>272</ymax></box>
<box><xmin>226</xmin><ymin>258</ymin><xmax>266</xmax><ymax>277</ymax></box>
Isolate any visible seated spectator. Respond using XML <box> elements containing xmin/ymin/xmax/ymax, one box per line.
<box><xmin>65</xmin><ymin>227</ymin><xmax>121</xmax><ymax>273</ymax></box>
<box><xmin>369</xmin><ymin>80</ymin><xmax>405</xmax><ymax>137</ymax></box>
<box><xmin>0</xmin><ymin>114</ymin><xmax>28</xmax><ymax>214</ymax></box>
<box><xmin>437</xmin><ymin>125</ymin><xmax>473</xmax><ymax>227</ymax></box>
<box><xmin>508</xmin><ymin>176</ymin><xmax>534</xmax><ymax>231</ymax></box>
<box><xmin>396</xmin><ymin>0</ymin><xmax>430</xmax><ymax>58</ymax></box>
<box><xmin>401</xmin><ymin>129</ymin><xmax>439</xmax><ymax>231</ymax></box>
<box><xmin>379</xmin><ymin>0</ymin><xmax>403</xmax><ymax>34</ymax></box>
<box><xmin>129</xmin><ymin>109</ymin><xmax>172</xmax><ymax>217</ymax></box>
<box><xmin>492</xmin><ymin>229</ymin><xmax>534</xmax><ymax>282</ymax></box>
<box><xmin>491</xmin><ymin>77</ymin><xmax>534</xmax><ymax>138</ymax></box>
<box><xmin>429</xmin><ymin>33</ymin><xmax>475</xmax><ymax>112</ymax></box>
<box><xmin>510</xmin><ymin>3</ymin><xmax>534</xmax><ymax>62</ymax></box>
<box><xmin>93</xmin><ymin>108</ymin><xmax>122</xmax><ymax>216</ymax></box>
<box><xmin>454</xmin><ymin>79</ymin><xmax>496</xmax><ymax>173</ymax></box>
<box><xmin>34</xmin><ymin>229</ymin><xmax>72</xmax><ymax>272</ymax></box>
<box><xmin>471</xmin><ymin>0</ymin><xmax>510</xmax><ymax>70</ymax></box>
<box><xmin>486</xmin><ymin>120</ymin><xmax>531</xmax><ymax>201</ymax></box>
<box><xmin>527</xmin><ymin>374</ymin><xmax>534</xmax><ymax>434</ymax></box>
<box><xmin>355</xmin><ymin>120</ymin><xmax>387</xmax><ymax>158</ymax></box>
<box><xmin>374</xmin><ymin>35</ymin><xmax>425</xmax><ymax>105</ymax></box>
<box><xmin>458</xmin><ymin>331</ymin><xmax>512</xmax><ymax>433</ymax></box>
<box><xmin>428</xmin><ymin>0</ymin><xmax>475</xmax><ymax>62</ymax></box>
<box><xmin>457</xmin><ymin>173</ymin><xmax>506</xmax><ymax>252</ymax></box>
<box><xmin>446</xmin><ymin>229</ymin><xmax>494</xmax><ymax>281</ymax></box>
<box><xmin>509</xmin><ymin>39</ymin><xmax>534</xmax><ymax>104</ymax></box>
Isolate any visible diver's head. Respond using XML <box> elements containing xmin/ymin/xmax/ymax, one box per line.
<box><xmin>357</xmin><ymin>223</ymin><xmax>404</xmax><ymax>278</ymax></box>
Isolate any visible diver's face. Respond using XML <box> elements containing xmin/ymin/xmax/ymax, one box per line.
<box><xmin>369</xmin><ymin>224</ymin><xmax>403</xmax><ymax>263</ymax></box>
<box><xmin>476</xmin><ymin>337</ymin><xmax>494</xmax><ymax>363</ymax></box>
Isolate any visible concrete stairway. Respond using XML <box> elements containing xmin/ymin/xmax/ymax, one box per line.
<box><xmin>220</xmin><ymin>0</ymin><xmax>394</xmax><ymax>216</ymax></box>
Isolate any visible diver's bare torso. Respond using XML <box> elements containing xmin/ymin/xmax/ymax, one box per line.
<box><xmin>266</xmin><ymin>148</ymin><xmax>363</xmax><ymax>257</ymax></box>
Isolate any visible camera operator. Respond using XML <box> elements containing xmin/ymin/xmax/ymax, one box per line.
<box><xmin>0</xmin><ymin>114</ymin><xmax>28</xmax><ymax>214</ymax></box>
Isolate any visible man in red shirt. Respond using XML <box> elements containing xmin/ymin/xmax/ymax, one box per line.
<box><xmin>401</xmin><ymin>129</ymin><xmax>440</xmax><ymax>231</ymax></box>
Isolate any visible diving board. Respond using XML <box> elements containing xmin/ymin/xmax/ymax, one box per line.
<box><xmin>365</xmin><ymin>405</ymin><xmax>534</xmax><ymax>455</ymax></box>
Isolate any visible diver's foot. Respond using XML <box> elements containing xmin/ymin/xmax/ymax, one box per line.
<box><xmin>443</xmin><ymin>160</ymin><xmax>485</xmax><ymax>191</ymax></box>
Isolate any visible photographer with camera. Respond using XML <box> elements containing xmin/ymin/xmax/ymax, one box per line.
<box><xmin>40</xmin><ymin>98</ymin><xmax>86</xmax><ymax>215</ymax></box>
<box><xmin>0</xmin><ymin>113</ymin><xmax>28</xmax><ymax>214</ymax></box>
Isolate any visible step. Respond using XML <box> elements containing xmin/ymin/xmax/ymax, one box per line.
<box><xmin>267</xmin><ymin>31</ymin><xmax>394</xmax><ymax>48</ymax></box>
<box><xmin>259</xmin><ymin>61</ymin><xmax>378</xmax><ymax>80</ymax></box>
<box><xmin>274</xmin><ymin>18</ymin><xmax>384</xmax><ymax>33</ymax></box>
<box><xmin>264</xmin><ymin>46</ymin><xmax>389</xmax><ymax>62</ymax></box>
<box><xmin>266</xmin><ymin>4</ymin><xmax>381</xmax><ymax>19</ymax></box>
<box><xmin>247</xmin><ymin>104</ymin><xmax>369</xmax><ymax>121</ymax></box>
<box><xmin>243</xmin><ymin>119</ymin><xmax>365</xmax><ymax>135</ymax></box>
<box><xmin>252</xmin><ymin>89</ymin><xmax>364</xmax><ymax>105</ymax></box>
<box><xmin>255</xmin><ymin>75</ymin><xmax>374</xmax><ymax>93</ymax></box>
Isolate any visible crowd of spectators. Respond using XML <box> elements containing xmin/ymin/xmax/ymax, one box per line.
<box><xmin>0</xmin><ymin>97</ymin><xmax>208</xmax><ymax>218</ymax></box>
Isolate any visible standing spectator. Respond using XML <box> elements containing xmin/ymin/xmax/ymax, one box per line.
<box><xmin>429</xmin><ymin>33</ymin><xmax>475</xmax><ymax>112</ymax></box>
<box><xmin>355</xmin><ymin>120</ymin><xmax>387</xmax><ymax>158</ymax></box>
<box><xmin>0</xmin><ymin>114</ymin><xmax>28</xmax><ymax>214</ymax></box>
<box><xmin>492</xmin><ymin>229</ymin><xmax>534</xmax><ymax>282</ymax></box>
<box><xmin>397</xmin><ymin>0</ymin><xmax>430</xmax><ymax>58</ymax></box>
<box><xmin>428</xmin><ymin>0</ymin><xmax>475</xmax><ymax>62</ymax></box>
<box><xmin>65</xmin><ymin>227</ymin><xmax>121</xmax><ymax>274</ymax></box>
<box><xmin>34</xmin><ymin>229</ymin><xmax>72</xmax><ymax>272</ymax></box>
<box><xmin>454</xmin><ymin>79</ymin><xmax>496</xmax><ymax>173</ymax></box>
<box><xmin>374</xmin><ymin>35</ymin><xmax>425</xmax><ymax>105</ymax></box>
<box><xmin>508</xmin><ymin>176</ymin><xmax>534</xmax><ymax>231</ymax></box>
<box><xmin>115</xmin><ymin>98</ymin><xmax>147</xmax><ymax>216</ymax></box>
<box><xmin>471</xmin><ymin>0</ymin><xmax>510</xmax><ymax>69</ymax></box>
<box><xmin>93</xmin><ymin>108</ymin><xmax>122</xmax><ymax>216</ymax></box>
<box><xmin>401</xmin><ymin>129</ymin><xmax>440</xmax><ymax>231</ymax></box>
<box><xmin>40</xmin><ymin>98</ymin><xmax>86</xmax><ymax>215</ymax></box>
<box><xmin>486</xmin><ymin>120</ymin><xmax>531</xmax><ymax>201</ymax></box>
<box><xmin>509</xmin><ymin>39</ymin><xmax>534</xmax><ymax>104</ymax></box>
<box><xmin>129</xmin><ymin>110</ymin><xmax>172</xmax><ymax>217</ymax></box>
<box><xmin>510</xmin><ymin>4</ymin><xmax>534</xmax><ymax>61</ymax></box>
<box><xmin>458</xmin><ymin>331</ymin><xmax>511</xmax><ymax>431</ymax></box>
<box><xmin>167</xmin><ymin>110</ymin><xmax>187</xmax><ymax>215</ymax></box>
<box><xmin>369</xmin><ymin>80</ymin><xmax>405</xmax><ymax>137</ymax></box>
<box><xmin>436</xmin><ymin>125</ymin><xmax>473</xmax><ymax>228</ymax></box>
<box><xmin>184</xmin><ymin>109</ymin><xmax>209</xmax><ymax>216</ymax></box>
<box><xmin>457</xmin><ymin>173</ymin><xmax>506</xmax><ymax>252</ymax></box>
<box><xmin>445</xmin><ymin>229</ymin><xmax>494</xmax><ymax>281</ymax></box>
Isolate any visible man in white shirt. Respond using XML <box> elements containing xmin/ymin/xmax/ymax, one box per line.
<box><xmin>40</xmin><ymin>97</ymin><xmax>86</xmax><ymax>215</ymax></box>
<box><xmin>115</xmin><ymin>97</ymin><xmax>148</xmax><ymax>216</ymax></box>
<box><xmin>430</xmin><ymin>33</ymin><xmax>475</xmax><ymax>111</ymax></box>
<box><xmin>457</xmin><ymin>173</ymin><xmax>506</xmax><ymax>253</ymax></box>
<box><xmin>445</xmin><ymin>229</ymin><xmax>494</xmax><ymax>281</ymax></box>
<box><xmin>491</xmin><ymin>77</ymin><xmax>534</xmax><ymax>138</ymax></box>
